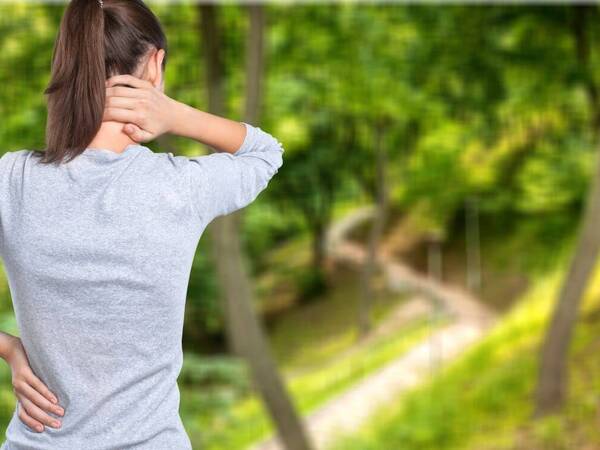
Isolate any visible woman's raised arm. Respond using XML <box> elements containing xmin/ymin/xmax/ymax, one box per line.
<box><xmin>184</xmin><ymin>121</ymin><xmax>284</xmax><ymax>225</ymax></box>
<box><xmin>103</xmin><ymin>74</ymin><xmax>285</xmax><ymax>225</ymax></box>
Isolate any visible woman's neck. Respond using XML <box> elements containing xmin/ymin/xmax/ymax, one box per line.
<box><xmin>87</xmin><ymin>121</ymin><xmax>137</xmax><ymax>154</ymax></box>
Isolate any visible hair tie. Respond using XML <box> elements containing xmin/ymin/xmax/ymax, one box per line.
<box><xmin>99</xmin><ymin>0</ymin><xmax>103</xmax><ymax>8</ymax></box>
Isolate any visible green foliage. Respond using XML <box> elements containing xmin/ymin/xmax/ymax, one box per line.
<box><xmin>180</xmin><ymin>353</ymin><xmax>250</xmax><ymax>393</ymax></box>
<box><xmin>531</xmin><ymin>416</ymin><xmax>570</xmax><ymax>450</ymax></box>
<box><xmin>295</xmin><ymin>266</ymin><xmax>328</xmax><ymax>302</ymax></box>
<box><xmin>515</xmin><ymin>139</ymin><xmax>590</xmax><ymax>214</ymax></box>
<box><xmin>185</xmin><ymin>237</ymin><xmax>225</xmax><ymax>339</ymax></box>
<box><xmin>403</xmin><ymin>122</ymin><xmax>474</xmax><ymax>237</ymax></box>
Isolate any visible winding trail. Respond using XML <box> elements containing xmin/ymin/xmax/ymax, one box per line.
<box><xmin>250</xmin><ymin>206</ymin><xmax>497</xmax><ymax>450</ymax></box>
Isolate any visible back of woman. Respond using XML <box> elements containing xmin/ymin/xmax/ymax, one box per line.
<box><xmin>0</xmin><ymin>1</ymin><xmax>284</xmax><ymax>449</ymax></box>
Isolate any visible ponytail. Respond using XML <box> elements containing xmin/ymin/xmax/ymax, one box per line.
<box><xmin>40</xmin><ymin>0</ymin><xmax>168</xmax><ymax>165</ymax></box>
<box><xmin>43</xmin><ymin>0</ymin><xmax>106</xmax><ymax>164</ymax></box>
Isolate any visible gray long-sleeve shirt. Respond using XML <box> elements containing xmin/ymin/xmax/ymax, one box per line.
<box><xmin>0</xmin><ymin>122</ymin><xmax>284</xmax><ymax>449</ymax></box>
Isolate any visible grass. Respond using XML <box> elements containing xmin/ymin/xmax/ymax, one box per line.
<box><xmin>182</xmin><ymin>316</ymin><xmax>442</xmax><ymax>450</ymax></box>
<box><xmin>180</xmin><ymin>265</ymin><xmax>446</xmax><ymax>450</ymax></box>
<box><xmin>328</xmin><ymin>260</ymin><xmax>600</xmax><ymax>450</ymax></box>
<box><xmin>268</xmin><ymin>267</ymin><xmax>418</xmax><ymax>371</ymax></box>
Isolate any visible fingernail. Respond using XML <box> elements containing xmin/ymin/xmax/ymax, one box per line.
<box><xmin>53</xmin><ymin>420</ymin><xmax>61</xmax><ymax>428</ymax></box>
<box><xmin>57</xmin><ymin>407</ymin><xmax>64</xmax><ymax>416</ymax></box>
<box><xmin>36</xmin><ymin>425</ymin><xmax>43</xmax><ymax>432</ymax></box>
<box><xmin>51</xmin><ymin>397</ymin><xmax>58</xmax><ymax>404</ymax></box>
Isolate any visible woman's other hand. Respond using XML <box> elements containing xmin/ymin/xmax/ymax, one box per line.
<box><xmin>5</xmin><ymin>337</ymin><xmax>64</xmax><ymax>433</ymax></box>
<box><xmin>103</xmin><ymin>74</ymin><xmax>178</xmax><ymax>144</ymax></box>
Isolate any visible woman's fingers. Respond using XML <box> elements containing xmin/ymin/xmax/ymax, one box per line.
<box><xmin>17</xmin><ymin>400</ymin><xmax>45</xmax><ymax>433</ymax></box>
<box><xmin>105</xmin><ymin>94</ymin><xmax>140</xmax><ymax>111</ymax></box>
<box><xmin>122</xmin><ymin>123</ymin><xmax>152</xmax><ymax>143</ymax></box>
<box><xmin>106</xmin><ymin>74</ymin><xmax>154</xmax><ymax>90</ymax></box>
<box><xmin>25</xmin><ymin>371</ymin><xmax>59</xmax><ymax>406</ymax></box>
<box><xmin>12</xmin><ymin>369</ymin><xmax>64</xmax><ymax>433</ymax></box>
<box><xmin>17</xmin><ymin>395</ymin><xmax>61</xmax><ymax>430</ymax></box>
<box><xmin>106</xmin><ymin>85</ymin><xmax>147</xmax><ymax>99</ymax></box>
<box><xmin>103</xmin><ymin>107</ymin><xmax>144</xmax><ymax>127</ymax></box>
<box><xmin>103</xmin><ymin>74</ymin><xmax>169</xmax><ymax>141</ymax></box>
<box><xmin>18</xmin><ymin>377</ymin><xmax>64</xmax><ymax>418</ymax></box>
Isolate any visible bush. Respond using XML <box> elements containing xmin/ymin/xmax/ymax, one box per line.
<box><xmin>180</xmin><ymin>353</ymin><xmax>250</xmax><ymax>396</ymax></box>
<box><xmin>296</xmin><ymin>267</ymin><xmax>328</xmax><ymax>302</ymax></box>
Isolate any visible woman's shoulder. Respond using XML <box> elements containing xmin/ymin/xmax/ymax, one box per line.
<box><xmin>1</xmin><ymin>149</ymin><xmax>34</xmax><ymax>158</ymax></box>
<box><xmin>0</xmin><ymin>149</ymin><xmax>54</xmax><ymax>171</ymax></box>
<box><xmin>0</xmin><ymin>149</ymin><xmax>34</xmax><ymax>165</ymax></box>
<box><xmin>148</xmin><ymin>149</ymin><xmax>194</xmax><ymax>173</ymax></box>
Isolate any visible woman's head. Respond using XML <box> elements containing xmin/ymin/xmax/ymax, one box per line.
<box><xmin>42</xmin><ymin>0</ymin><xmax>168</xmax><ymax>164</ymax></box>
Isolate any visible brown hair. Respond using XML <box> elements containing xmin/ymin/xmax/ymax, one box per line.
<box><xmin>39</xmin><ymin>0</ymin><xmax>168</xmax><ymax>165</ymax></box>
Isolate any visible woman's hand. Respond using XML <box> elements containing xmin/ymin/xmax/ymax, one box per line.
<box><xmin>104</xmin><ymin>73</ymin><xmax>248</xmax><ymax>153</ymax></box>
<box><xmin>103</xmin><ymin>74</ymin><xmax>178</xmax><ymax>143</ymax></box>
<box><xmin>6</xmin><ymin>337</ymin><xmax>64</xmax><ymax>433</ymax></box>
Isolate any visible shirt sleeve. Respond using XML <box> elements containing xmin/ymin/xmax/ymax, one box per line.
<box><xmin>186</xmin><ymin>122</ymin><xmax>285</xmax><ymax>226</ymax></box>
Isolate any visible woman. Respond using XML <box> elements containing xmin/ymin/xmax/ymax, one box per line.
<box><xmin>0</xmin><ymin>0</ymin><xmax>283</xmax><ymax>448</ymax></box>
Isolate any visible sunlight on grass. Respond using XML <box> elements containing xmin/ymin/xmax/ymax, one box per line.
<box><xmin>328</xmin><ymin>260</ymin><xmax>600</xmax><ymax>450</ymax></box>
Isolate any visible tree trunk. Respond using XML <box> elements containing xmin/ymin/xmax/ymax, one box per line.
<box><xmin>198</xmin><ymin>4</ymin><xmax>239</xmax><ymax>354</ymax></box>
<box><xmin>200</xmin><ymin>5</ymin><xmax>314</xmax><ymax>449</ymax></box>
<box><xmin>358</xmin><ymin>123</ymin><xmax>389</xmax><ymax>338</ymax></box>
<box><xmin>535</xmin><ymin>134</ymin><xmax>600</xmax><ymax>416</ymax></box>
<box><xmin>311</xmin><ymin>220</ymin><xmax>327</xmax><ymax>273</ymax></box>
<box><xmin>427</xmin><ymin>237</ymin><xmax>443</xmax><ymax>281</ymax></box>
<box><xmin>465</xmin><ymin>197</ymin><xmax>482</xmax><ymax>294</ymax></box>
<box><xmin>534</xmin><ymin>5</ymin><xmax>600</xmax><ymax>417</ymax></box>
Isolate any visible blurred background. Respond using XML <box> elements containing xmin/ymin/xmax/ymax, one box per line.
<box><xmin>0</xmin><ymin>2</ymin><xmax>599</xmax><ymax>449</ymax></box>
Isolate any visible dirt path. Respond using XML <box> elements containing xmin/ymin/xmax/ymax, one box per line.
<box><xmin>325</xmin><ymin>205</ymin><xmax>495</xmax><ymax>325</ymax></box>
<box><xmin>250</xmin><ymin>206</ymin><xmax>497</xmax><ymax>450</ymax></box>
